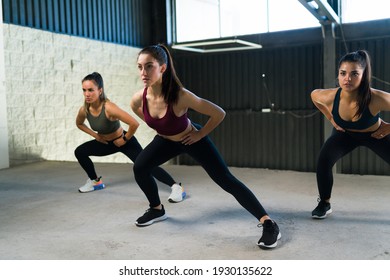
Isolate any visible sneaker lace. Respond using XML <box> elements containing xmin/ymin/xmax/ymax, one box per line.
<box><xmin>317</xmin><ymin>199</ymin><xmax>329</xmax><ymax>207</ymax></box>
<box><xmin>257</xmin><ymin>222</ymin><xmax>274</xmax><ymax>233</ymax></box>
<box><xmin>94</xmin><ymin>176</ymin><xmax>102</xmax><ymax>183</ymax></box>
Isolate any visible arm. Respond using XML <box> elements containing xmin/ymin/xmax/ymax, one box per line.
<box><xmin>130</xmin><ymin>90</ymin><xmax>145</xmax><ymax>121</ymax></box>
<box><xmin>311</xmin><ymin>88</ymin><xmax>345</xmax><ymax>132</ymax></box>
<box><xmin>105</xmin><ymin>101</ymin><xmax>140</xmax><ymax>145</ymax></box>
<box><xmin>371</xmin><ymin>120</ymin><xmax>390</xmax><ymax>139</ymax></box>
<box><xmin>180</xmin><ymin>89</ymin><xmax>226</xmax><ymax>145</ymax></box>
<box><xmin>370</xmin><ymin>89</ymin><xmax>390</xmax><ymax>139</ymax></box>
<box><xmin>370</xmin><ymin>89</ymin><xmax>390</xmax><ymax>113</ymax></box>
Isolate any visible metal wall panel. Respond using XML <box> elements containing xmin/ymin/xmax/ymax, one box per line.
<box><xmin>2</xmin><ymin>0</ymin><xmax>162</xmax><ymax>47</ymax></box>
<box><xmin>174</xmin><ymin>43</ymin><xmax>324</xmax><ymax>172</ymax></box>
<box><xmin>174</xmin><ymin>31</ymin><xmax>390</xmax><ymax>175</ymax></box>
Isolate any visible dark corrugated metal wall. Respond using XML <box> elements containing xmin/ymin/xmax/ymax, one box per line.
<box><xmin>2</xmin><ymin>0</ymin><xmax>165</xmax><ymax>47</ymax></box>
<box><xmin>173</xmin><ymin>45</ymin><xmax>324</xmax><ymax>172</ymax></box>
<box><xmin>174</xmin><ymin>36</ymin><xmax>390</xmax><ymax>175</ymax></box>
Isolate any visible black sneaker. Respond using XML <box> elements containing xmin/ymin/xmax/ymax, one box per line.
<box><xmin>312</xmin><ymin>200</ymin><xmax>332</xmax><ymax>219</ymax></box>
<box><xmin>257</xmin><ymin>220</ymin><xmax>281</xmax><ymax>249</ymax></box>
<box><xmin>135</xmin><ymin>205</ymin><xmax>167</xmax><ymax>227</ymax></box>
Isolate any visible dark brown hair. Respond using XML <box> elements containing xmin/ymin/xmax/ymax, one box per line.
<box><xmin>338</xmin><ymin>50</ymin><xmax>372</xmax><ymax>118</ymax></box>
<box><xmin>138</xmin><ymin>44</ymin><xmax>183</xmax><ymax>105</ymax></box>
<box><xmin>82</xmin><ymin>72</ymin><xmax>108</xmax><ymax>113</ymax></box>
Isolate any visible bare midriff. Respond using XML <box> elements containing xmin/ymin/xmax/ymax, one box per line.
<box><xmin>99</xmin><ymin>127</ymin><xmax>124</xmax><ymax>141</ymax></box>
<box><xmin>158</xmin><ymin>120</ymin><xmax>197</xmax><ymax>142</ymax></box>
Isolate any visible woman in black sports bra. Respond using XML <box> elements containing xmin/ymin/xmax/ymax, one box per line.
<box><xmin>310</xmin><ymin>50</ymin><xmax>390</xmax><ymax>219</ymax></box>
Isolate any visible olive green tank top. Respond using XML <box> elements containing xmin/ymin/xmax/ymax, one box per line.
<box><xmin>86</xmin><ymin>103</ymin><xmax>120</xmax><ymax>134</ymax></box>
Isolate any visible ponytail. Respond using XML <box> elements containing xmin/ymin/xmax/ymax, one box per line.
<box><xmin>138</xmin><ymin>44</ymin><xmax>183</xmax><ymax>105</ymax></box>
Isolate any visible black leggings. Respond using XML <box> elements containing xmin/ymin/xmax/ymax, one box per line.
<box><xmin>74</xmin><ymin>135</ymin><xmax>175</xmax><ymax>186</ymax></box>
<box><xmin>316</xmin><ymin>128</ymin><xmax>390</xmax><ymax>200</ymax></box>
<box><xmin>133</xmin><ymin>124</ymin><xmax>268</xmax><ymax>220</ymax></box>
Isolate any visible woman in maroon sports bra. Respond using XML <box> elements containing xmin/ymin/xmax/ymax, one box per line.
<box><xmin>130</xmin><ymin>44</ymin><xmax>281</xmax><ymax>250</ymax></box>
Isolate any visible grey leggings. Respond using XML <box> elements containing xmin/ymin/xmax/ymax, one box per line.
<box><xmin>316</xmin><ymin>128</ymin><xmax>390</xmax><ymax>200</ymax></box>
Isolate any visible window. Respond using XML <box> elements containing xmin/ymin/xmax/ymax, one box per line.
<box><xmin>268</xmin><ymin>0</ymin><xmax>320</xmax><ymax>32</ymax></box>
<box><xmin>175</xmin><ymin>0</ymin><xmax>221</xmax><ymax>43</ymax></box>
<box><xmin>175</xmin><ymin>0</ymin><xmax>320</xmax><ymax>43</ymax></box>
<box><xmin>174</xmin><ymin>0</ymin><xmax>390</xmax><ymax>44</ymax></box>
<box><xmin>341</xmin><ymin>0</ymin><xmax>389</xmax><ymax>23</ymax></box>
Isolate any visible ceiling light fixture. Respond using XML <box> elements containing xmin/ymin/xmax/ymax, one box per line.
<box><xmin>172</xmin><ymin>39</ymin><xmax>262</xmax><ymax>53</ymax></box>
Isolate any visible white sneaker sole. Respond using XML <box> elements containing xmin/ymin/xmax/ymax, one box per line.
<box><xmin>312</xmin><ymin>209</ymin><xmax>332</xmax><ymax>219</ymax></box>
<box><xmin>257</xmin><ymin>232</ymin><xmax>282</xmax><ymax>249</ymax></box>
<box><xmin>168</xmin><ymin>191</ymin><xmax>186</xmax><ymax>203</ymax></box>
<box><xmin>78</xmin><ymin>184</ymin><xmax>105</xmax><ymax>193</ymax></box>
<box><xmin>135</xmin><ymin>214</ymin><xmax>168</xmax><ymax>227</ymax></box>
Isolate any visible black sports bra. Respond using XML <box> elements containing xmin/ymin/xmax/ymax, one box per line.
<box><xmin>332</xmin><ymin>88</ymin><xmax>379</xmax><ymax>130</ymax></box>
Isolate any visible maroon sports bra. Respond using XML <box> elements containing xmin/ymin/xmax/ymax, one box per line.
<box><xmin>142</xmin><ymin>88</ymin><xmax>189</xmax><ymax>136</ymax></box>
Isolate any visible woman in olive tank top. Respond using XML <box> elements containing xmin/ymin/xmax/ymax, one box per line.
<box><xmin>74</xmin><ymin>72</ymin><xmax>186</xmax><ymax>203</ymax></box>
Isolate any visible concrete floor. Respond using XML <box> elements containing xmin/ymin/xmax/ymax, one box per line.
<box><xmin>0</xmin><ymin>161</ymin><xmax>389</xmax><ymax>260</ymax></box>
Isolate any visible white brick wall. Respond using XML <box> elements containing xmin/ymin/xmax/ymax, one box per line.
<box><xmin>3</xmin><ymin>24</ymin><xmax>158</xmax><ymax>165</ymax></box>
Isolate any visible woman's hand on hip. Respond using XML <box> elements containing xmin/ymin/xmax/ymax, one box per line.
<box><xmin>371</xmin><ymin>120</ymin><xmax>390</xmax><ymax>139</ymax></box>
<box><xmin>180</xmin><ymin>130</ymin><xmax>203</xmax><ymax>145</ymax></box>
